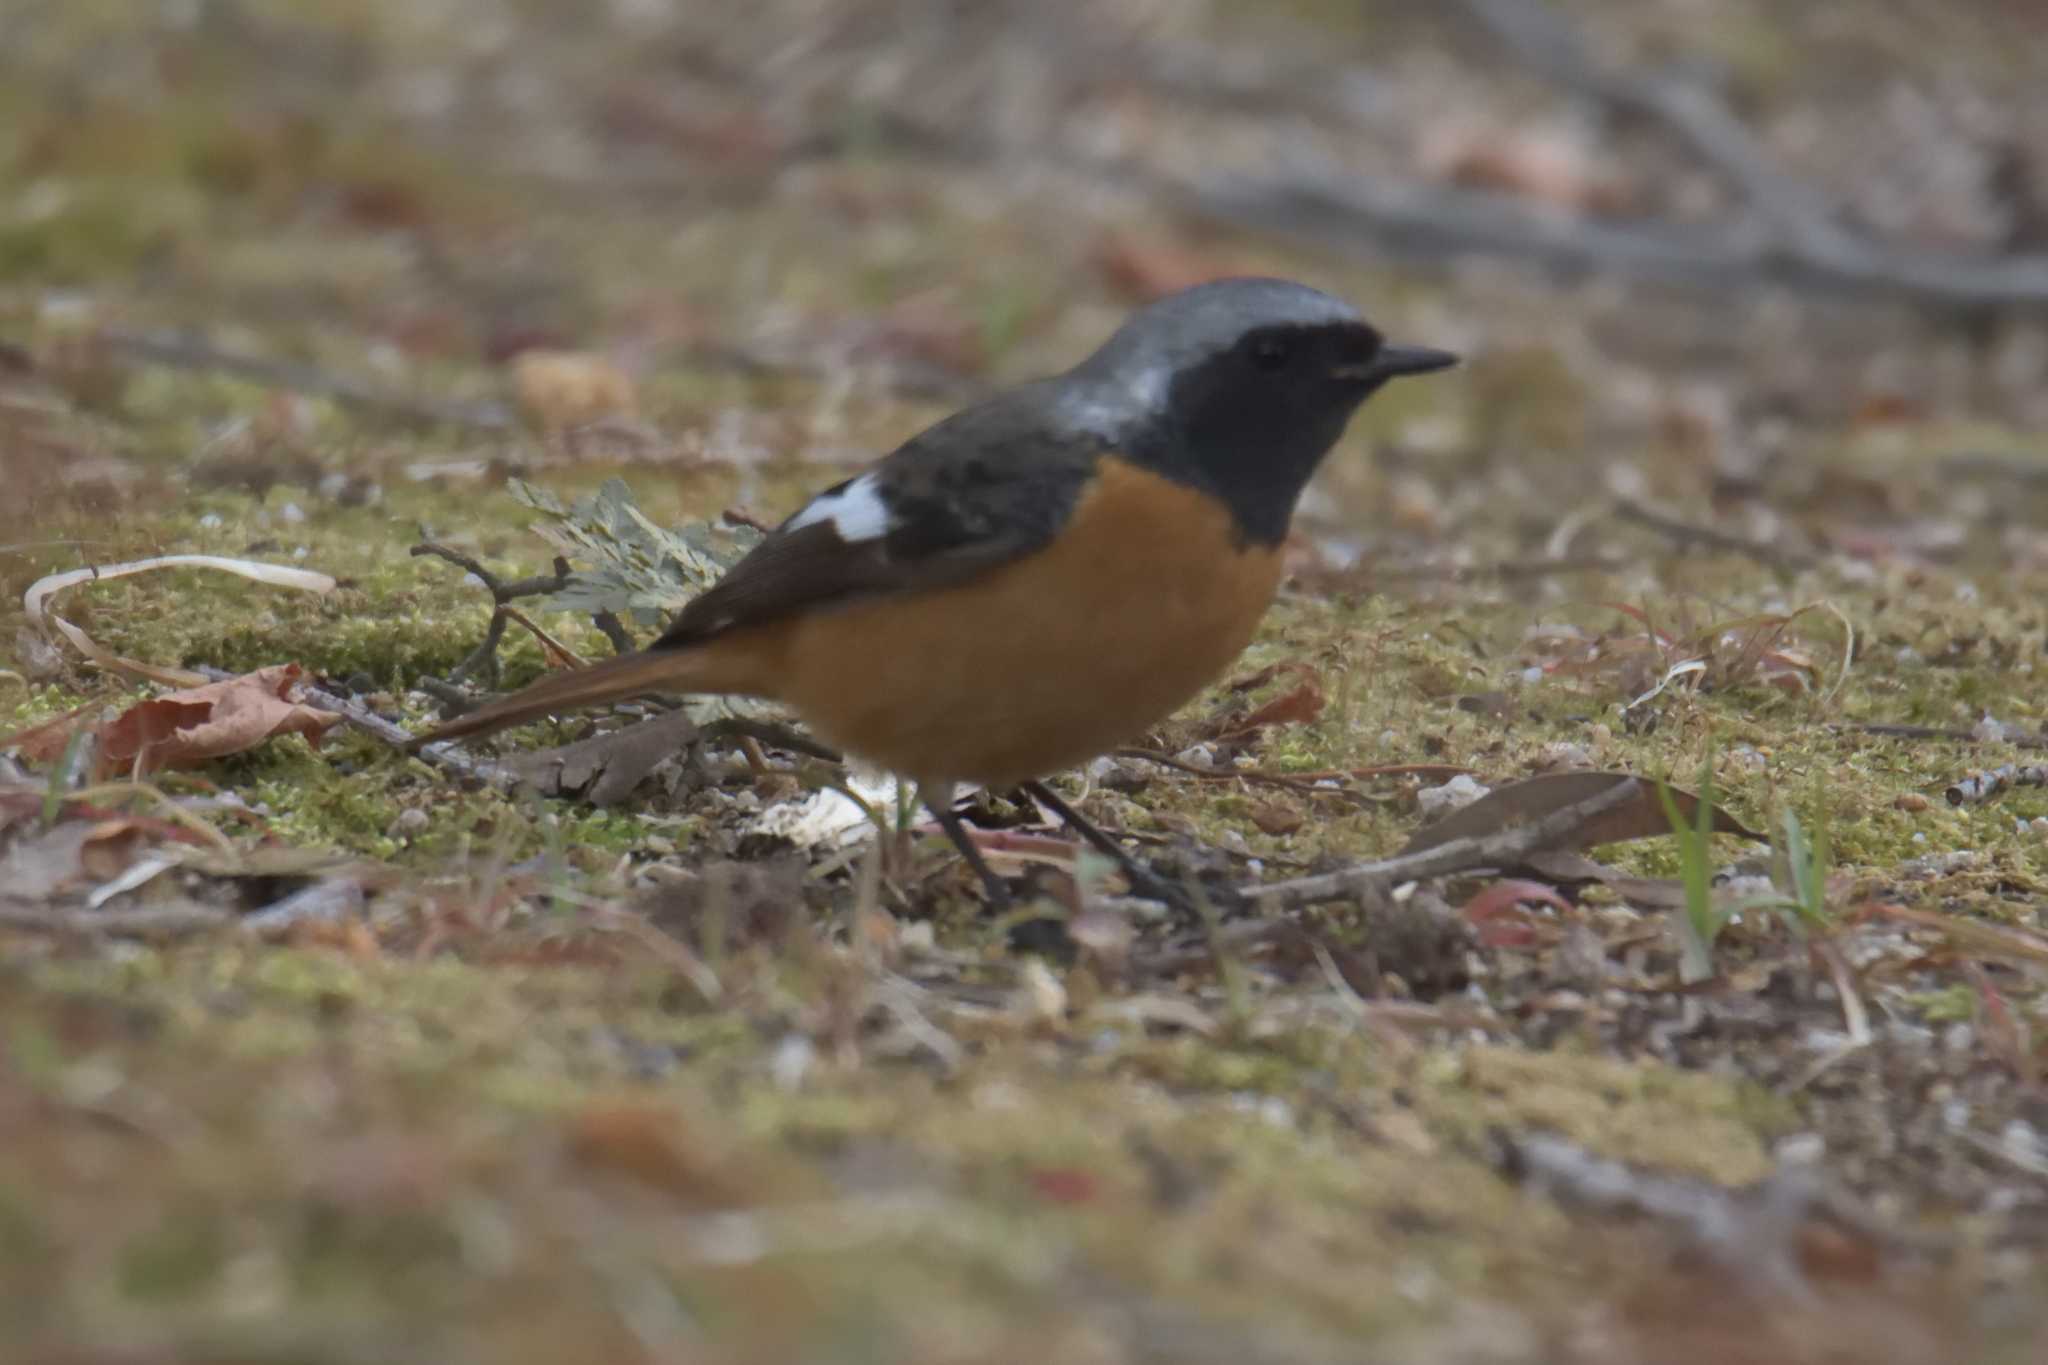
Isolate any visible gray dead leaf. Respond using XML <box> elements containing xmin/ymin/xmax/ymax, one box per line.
<box><xmin>244</xmin><ymin>877</ymin><xmax>367</xmax><ymax>934</ymax></box>
<box><xmin>0</xmin><ymin>822</ymin><xmax>96</xmax><ymax>901</ymax></box>
<box><xmin>502</xmin><ymin>708</ymin><xmax>700</xmax><ymax>805</ymax></box>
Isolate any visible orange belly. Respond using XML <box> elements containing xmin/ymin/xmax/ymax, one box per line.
<box><xmin>712</xmin><ymin>458</ymin><xmax>1283</xmax><ymax>787</ymax></box>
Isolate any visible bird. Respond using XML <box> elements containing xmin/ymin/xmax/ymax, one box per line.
<box><xmin>410</xmin><ymin>277</ymin><xmax>1457</xmax><ymax>901</ymax></box>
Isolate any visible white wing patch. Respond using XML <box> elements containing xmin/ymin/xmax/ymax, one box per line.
<box><xmin>786</xmin><ymin>472</ymin><xmax>894</xmax><ymax>542</ymax></box>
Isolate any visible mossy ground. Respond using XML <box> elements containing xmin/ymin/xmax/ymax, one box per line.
<box><xmin>2</xmin><ymin>2</ymin><xmax>2046</xmax><ymax>1361</ymax></box>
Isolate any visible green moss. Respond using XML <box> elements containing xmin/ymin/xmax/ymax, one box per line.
<box><xmin>118</xmin><ymin>1210</ymin><xmax>228</xmax><ymax>1301</ymax></box>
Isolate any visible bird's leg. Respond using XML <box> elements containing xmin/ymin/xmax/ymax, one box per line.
<box><xmin>924</xmin><ymin>784</ymin><xmax>1012</xmax><ymax>907</ymax></box>
<box><xmin>1022</xmin><ymin>779</ymin><xmax>1184</xmax><ymax>906</ymax></box>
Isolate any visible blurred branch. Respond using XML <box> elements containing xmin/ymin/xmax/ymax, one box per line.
<box><xmin>1167</xmin><ymin>152</ymin><xmax>2048</xmax><ymax>310</ymax></box>
<box><xmin>874</xmin><ymin>0</ymin><xmax>2048</xmax><ymax>311</ymax></box>
<box><xmin>101</xmin><ymin>328</ymin><xmax>516</xmax><ymax>430</ymax></box>
<box><xmin>1430</xmin><ymin>0</ymin><xmax>2048</xmax><ymax>309</ymax></box>
<box><xmin>1453</xmin><ymin>0</ymin><xmax>1860</xmax><ymax>262</ymax></box>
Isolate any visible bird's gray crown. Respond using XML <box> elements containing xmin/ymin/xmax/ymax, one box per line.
<box><xmin>1055</xmin><ymin>277</ymin><xmax>1364</xmax><ymax>436</ymax></box>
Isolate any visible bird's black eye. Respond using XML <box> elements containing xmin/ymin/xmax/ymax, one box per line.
<box><xmin>1249</xmin><ymin>336</ymin><xmax>1290</xmax><ymax>371</ymax></box>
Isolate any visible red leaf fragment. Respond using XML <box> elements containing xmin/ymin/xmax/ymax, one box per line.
<box><xmin>1026</xmin><ymin>1167</ymin><xmax>1100</xmax><ymax>1205</ymax></box>
<box><xmin>1459</xmin><ymin>878</ymin><xmax>1573</xmax><ymax>948</ymax></box>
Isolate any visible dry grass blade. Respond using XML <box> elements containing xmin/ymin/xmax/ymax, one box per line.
<box><xmin>23</xmin><ymin>555</ymin><xmax>337</xmax><ymax>685</ymax></box>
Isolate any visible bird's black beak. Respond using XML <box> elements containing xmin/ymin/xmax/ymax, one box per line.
<box><xmin>1333</xmin><ymin>343</ymin><xmax>1460</xmax><ymax>384</ymax></box>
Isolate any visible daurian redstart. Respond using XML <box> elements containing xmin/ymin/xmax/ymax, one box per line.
<box><xmin>412</xmin><ymin>278</ymin><xmax>1456</xmax><ymax>899</ymax></box>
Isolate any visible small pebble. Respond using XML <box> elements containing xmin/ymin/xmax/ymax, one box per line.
<box><xmin>1416</xmin><ymin>773</ymin><xmax>1490</xmax><ymax>817</ymax></box>
<box><xmin>769</xmin><ymin>1035</ymin><xmax>813</xmax><ymax>1092</ymax></box>
<box><xmin>2000</xmin><ymin>1119</ymin><xmax>2043</xmax><ymax>1168</ymax></box>
<box><xmin>1774</xmin><ymin>1132</ymin><xmax>1826</xmax><ymax>1165</ymax></box>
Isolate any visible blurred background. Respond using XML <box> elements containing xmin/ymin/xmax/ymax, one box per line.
<box><xmin>5</xmin><ymin>0</ymin><xmax>2046</xmax><ymax>583</ymax></box>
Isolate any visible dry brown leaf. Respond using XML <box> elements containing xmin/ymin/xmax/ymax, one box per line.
<box><xmin>1201</xmin><ymin>663</ymin><xmax>1326</xmax><ymax>742</ymax></box>
<box><xmin>1248</xmin><ymin>799</ymin><xmax>1306</xmax><ymax>836</ymax></box>
<box><xmin>1418</xmin><ymin>119</ymin><xmax>1632</xmax><ymax>214</ymax></box>
<box><xmin>1093</xmin><ymin>228</ymin><xmax>1247</xmax><ymax>302</ymax></box>
<box><xmin>501</xmin><ymin>708</ymin><xmax>698</xmax><ymax>805</ymax></box>
<box><xmin>1399</xmin><ymin>771</ymin><xmax>1762</xmax><ymax>859</ymax></box>
<box><xmin>1</xmin><ymin>699</ymin><xmax>103</xmax><ymax>764</ymax></box>
<box><xmin>567</xmin><ymin>1101</ymin><xmax>753</xmax><ymax>1207</ymax></box>
<box><xmin>96</xmin><ymin>664</ymin><xmax>342</xmax><ymax>778</ymax></box>
<box><xmin>510</xmin><ymin>349</ymin><xmax>640</xmax><ymax>433</ymax></box>
<box><xmin>1235</xmin><ymin>678</ymin><xmax>1325</xmax><ymax>731</ymax></box>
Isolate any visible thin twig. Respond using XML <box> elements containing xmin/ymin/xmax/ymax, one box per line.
<box><xmin>411</xmin><ymin>543</ymin><xmax>573</xmax><ymax>603</ymax></box>
<box><xmin>498</xmin><ymin>605</ymin><xmax>588</xmax><ymax>670</ymax></box>
<box><xmin>0</xmin><ymin>899</ymin><xmax>232</xmax><ymax>938</ymax></box>
<box><xmin>66</xmin><ymin>781</ymin><xmax>238</xmax><ymax>859</ymax></box>
<box><xmin>1242</xmin><ymin>775</ymin><xmax>1643</xmax><ymax>912</ymax></box>
<box><xmin>1613</xmin><ymin>498</ymin><xmax>1813</xmax><ymax>571</ymax></box>
<box><xmin>1363</xmin><ymin>554</ymin><xmax>1636</xmax><ymax>583</ymax></box>
<box><xmin>1135</xmin><ymin>777</ymin><xmax>1644</xmax><ymax>975</ymax></box>
<box><xmin>1162</xmin><ymin>0</ymin><xmax>2048</xmax><ymax>310</ymax></box>
<box><xmin>411</xmin><ymin>543</ymin><xmax>576</xmax><ymax>687</ymax></box>
<box><xmin>1113</xmin><ymin>747</ymin><xmax>1326</xmax><ymax>795</ymax></box>
<box><xmin>1160</xmin><ymin>153</ymin><xmax>2048</xmax><ymax>312</ymax></box>
<box><xmin>1119</xmin><ymin>749</ymin><xmax>1471</xmax><ymax>788</ymax></box>
<box><xmin>191</xmin><ymin>665</ymin><xmax>525</xmax><ymax>788</ymax></box>
<box><xmin>699</xmin><ymin>716</ymin><xmax>843</xmax><ymax>763</ymax></box>
<box><xmin>1946</xmin><ymin>763</ymin><xmax>2048</xmax><ymax>807</ymax></box>
<box><xmin>1839</xmin><ymin>723</ymin><xmax>2048</xmax><ymax>751</ymax></box>
<box><xmin>1454</xmin><ymin>0</ymin><xmax>1862</xmax><ymax>262</ymax></box>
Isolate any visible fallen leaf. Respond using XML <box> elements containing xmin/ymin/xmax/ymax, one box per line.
<box><xmin>1094</xmin><ymin>228</ymin><xmax>1246</xmax><ymax>301</ymax></box>
<box><xmin>1</xmin><ymin>699</ymin><xmax>102</xmax><ymax>764</ymax></box>
<box><xmin>1248</xmin><ymin>799</ymin><xmax>1305</xmax><ymax>836</ymax></box>
<box><xmin>96</xmin><ymin>664</ymin><xmax>342</xmax><ymax>778</ymax></box>
<box><xmin>1201</xmin><ymin>663</ymin><xmax>1326</xmax><ymax>742</ymax></box>
<box><xmin>1399</xmin><ymin>771</ymin><xmax>1762</xmax><ymax>858</ymax></box>
<box><xmin>1026</xmin><ymin>1167</ymin><xmax>1100</xmax><ymax>1205</ymax></box>
<box><xmin>502</xmin><ymin>708</ymin><xmax>699</xmax><ymax>805</ymax></box>
<box><xmin>567</xmin><ymin>1101</ymin><xmax>749</xmax><ymax>1207</ymax></box>
<box><xmin>511</xmin><ymin>349</ymin><xmax>640</xmax><ymax>433</ymax></box>
<box><xmin>0</xmin><ymin>822</ymin><xmax>97</xmax><ymax>900</ymax></box>
<box><xmin>1418</xmin><ymin>119</ymin><xmax>1632</xmax><ymax>214</ymax></box>
<box><xmin>1235</xmin><ymin>679</ymin><xmax>1325</xmax><ymax>731</ymax></box>
<box><xmin>77</xmin><ymin>818</ymin><xmax>169</xmax><ymax>880</ymax></box>
<box><xmin>1225</xmin><ymin>660</ymin><xmax>1317</xmax><ymax>694</ymax></box>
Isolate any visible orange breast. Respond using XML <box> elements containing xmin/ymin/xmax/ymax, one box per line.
<box><xmin>724</xmin><ymin>457</ymin><xmax>1284</xmax><ymax>787</ymax></box>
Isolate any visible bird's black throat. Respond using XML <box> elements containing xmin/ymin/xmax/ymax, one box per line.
<box><xmin>1125</xmin><ymin>321</ymin><xmax>1384</xmax><ymax>548</ymax></box>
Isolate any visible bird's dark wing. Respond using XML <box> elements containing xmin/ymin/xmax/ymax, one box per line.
<box><xmin>654</xmin><ymin>384</ymin><xmax>1103</xmax><ymax>651</ymax></box>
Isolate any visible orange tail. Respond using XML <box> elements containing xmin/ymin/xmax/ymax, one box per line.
<box><xmin>408</xmin><ymin>645</ymin><xmax>742</xmax><ymax>749</ymax></box>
